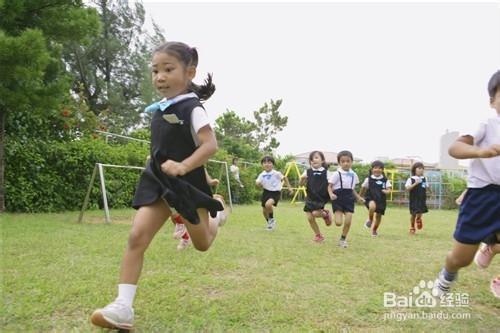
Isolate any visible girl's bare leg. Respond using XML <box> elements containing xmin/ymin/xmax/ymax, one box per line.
<box><xmin>120</xmin><ymin>199</ymin><xmax>171</xmax><ymax>284</ymax></box>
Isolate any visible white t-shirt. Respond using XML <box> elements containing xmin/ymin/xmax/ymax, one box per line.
<box><xmin>328</xmin><ymin>168</ymin><xmax>359</xmax><ymax>190</ymax></box>
<box><xmin>361</xmin><ymin>175</ymin><xmax>392</xmax><ymax>189</ymax></box>
<box><xmin>230</xmin><ymin>164</ymin><xmax>240</xmax><ymax>177</ymax></box>
<box><xmin>405</xmin><ymin>176</ymin><xmax>427</xmax><ymax>188</ymax></box>
<box><xmin>460</xmin><ymin>116</ymin><xmax>500</xmax><ymax>187</ymax></box>
<box><xmin>160</xmin><ymin>92</ymin><xmax>211</xmax><ymax>147</ymax></box>
<box><xmin>256</xmin><ymin>169</ymin><xmax>284</xmax><ymax>191</ymax></box>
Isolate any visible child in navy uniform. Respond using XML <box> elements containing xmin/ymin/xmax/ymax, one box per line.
<box><xmin>328</xmin><ymin>150</ymin><xmax>364</xmax><ymax>248</ymax></box>
<box><xmin>91</xmin><ymin>42</ymin><xmax>225</xmax><ymax>330</ymax></box>
<box><xmin>359</xmin><ymin>160</ymin><xmax>392</xmax><ymax>237</ymax></box>
<box><xmin>405</xmin><ymin>162</ymin><xmax>429</xmax><ymax>235</ymax></box>
<box><xmin>299</xmin><ymin>151</ymin><xmax>333</xmax><ymax>243</ymax></box>
<box><xmin>433</xmin><ymin>69</ymin><xmax>500</xmax><ymax>296</ymax></box>
<box><xmin>256</xmin><ymin>156</ymin><xmax>292</xmax><ymax>230</ymax></box>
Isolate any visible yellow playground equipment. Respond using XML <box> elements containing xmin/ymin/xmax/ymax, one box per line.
<box><xmin>282</xmin><ymin>161</ymin><xmax>307</xmax><ymax>204</ymax></box>
<box><xmin>282</xmin><ymin>161</ymin><xmax>398</xmax><ymax>204</ymax></box>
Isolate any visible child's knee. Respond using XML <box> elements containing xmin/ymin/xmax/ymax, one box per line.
<box><xmin>192</xmin><ymin>242</ymin><xmax>210</xmax><ymax>252</ymax></box>
<box><xmin>127</xmin><ymin>229</ymin><xmax>148</xmax><ymax>251</ymax></box>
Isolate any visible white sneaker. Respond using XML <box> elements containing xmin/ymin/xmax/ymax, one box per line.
<box><xmin>267</xmin><ymin>218</ymin><xmax>276</xmax><ymax>231</ymax></box>
<box><xmin>338</xmin><ymin>239</ymin><xmax>348</xmax><ymax>248</ymax></box>
<box><xmin>213</xmin><ymin>194</ymin><xmax>229</xmax><ymax>227</ymax></box>
<box><xmin>90</xmin><ymin>300</ymin><xmax>134</xmax><ymax>330</ymax></box>
<box><xmin>173</xmin><ymin>222</ymin><xmax>186</xmax><ymax>240</ymax></box>
<box><xmin>177</xmin><ymin>237</ymin><xmax>191</xmax><ymax>251</ymax></box>
<box><xmin>432</xmin><ymin>271</ymin><xmax>456</xmax><ymax>298</ymax></box>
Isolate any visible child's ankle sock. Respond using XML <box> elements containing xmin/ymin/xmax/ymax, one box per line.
<box><xmin>116</xmin><ymin>284</ymin><xmax>137</xmax><ymax>307</ymax></box>
<box><xmin>441</xmin><ymin>268</ymin><xmax>457</xmax><ymax>282</ymax></box>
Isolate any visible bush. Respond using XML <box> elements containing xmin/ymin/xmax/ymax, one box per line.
<box><xmin>5</xmin><ymin>137</ymin><xmax>148</xmax><ymax>212</ymax></box>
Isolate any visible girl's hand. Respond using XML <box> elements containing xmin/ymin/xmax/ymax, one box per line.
<box><xmin>209</xmin><ymin>178</ymin><xmax>220</xmax><ymax>187</ymax></box>
<box><xmin>161</xmin><ymin>160</ymin><xmax>188</xmax><ymax>176</ymax></box>
<box><xmin>357</xmin><ymin>197</ymin><xmax>365</xmax><ymax>204</ymax></box>
<box><xmin>382</xmin><ymin>189</ymin><xmax>391</xmax><ymax>194</ymax></box>
<box><xmin>330</xmin><ymin>193</ymin><xmax>337</xmax><ymax>201</ymax></box>
<box><xmin>478</xmin><ymin>144</ymin><xmax>500</xmax><ymax>158</ymax></box>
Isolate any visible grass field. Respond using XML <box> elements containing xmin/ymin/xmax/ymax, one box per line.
<box><xmin>2</xmin><ymin>203</ymin><xmax>499</xmax><ymax>332</ymax></box>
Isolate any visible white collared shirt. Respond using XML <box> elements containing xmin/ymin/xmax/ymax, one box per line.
<box><xmin>256</xmin><ymin>169</ymin><xmax>284</xmax><ymax>191</ymax></box>
<box><xmin>459</xmin><ymin>115</ymin><xmax>500</xmax><ymax>187</ymax></box>
<box><xmin>328</xmin><ymin>168</ymin><xmax>359</xmax><ymax>190</ymax></box>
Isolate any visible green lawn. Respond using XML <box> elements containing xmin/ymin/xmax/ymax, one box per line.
<box><xmin>2</xmin><ymin>204</ymin><xmax>499</xmax><ymax>332</ymax></box>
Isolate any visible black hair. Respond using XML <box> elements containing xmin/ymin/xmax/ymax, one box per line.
<box><xmin>411</xmin><ymin>162</ymin><xmax>425</xmax><ymax>176</ymax></box>
<box><xmin>488</xmin><ymin>70</ymin><xmax>500</xmax><ymax>100</ymax></box>
<box><xmin>232</xmin><ymin>157</ymin><xmax>238</xmax><ymax>164</ymax></box>
<box><xmin>336</xmin><ymin>150</ymin><xmax>353</xmax><ymax>163</ymax></box>
<box><xmin>261</xmin><ymin>155</ymin><xmax>275</xmax><ymax>165</ymax></box>
<box><xmin>153</xmin><ymin>41</ymin><xmax>215</xmax><ymax>101</ymax></box>
<box><xmin>309</xmin><ymin>150</ymin><xmax>327</xmax><ymax>168</ymax></box>
<box><xmin>369</xmin><ymin>160</ymin><xmax>385</xmax><ymax>176</ymax></box>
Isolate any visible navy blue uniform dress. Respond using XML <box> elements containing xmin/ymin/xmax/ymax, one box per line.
<box><xmin>132</xmin><ymin>97</ymin><xmax>223</xmax><ymax>224</ymax></box>
<box><xmin>304</xmin><ymin>168</ymin><xmax>330</xmax><ymax>212</ymax></box>
<box><xmin>364</xmin><ymin>176</ymin><xmax>388</xmax><ymax>215</ymax></box>
<box><xmin>409</xmin><ymin>177</ymin><xmax>428</xmax><ymax>215</ymax></box>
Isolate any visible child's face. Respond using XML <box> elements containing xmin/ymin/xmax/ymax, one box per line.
<box><xmin>372</xmin><ymin>166</ymin><xmax>383</xmax><ymax>176</ymax></box>
<box><xmin>415</xmin><ymin>167</ymin><xmax>424</xmax><ymax>176</ymax></box>
<box><xmin>151</xmin><ymin>52</ymin><xmax>195</xmax><ymax>99</ymax></box>
<box><xmin>338</xmin><ymin>156</ymin><xmax>352</xmax><ymax>171</ymax></box>
<box><xmin>262</xmin><ymin>160</ymin><xmax>274</xmax><ymax>172</ymax></box>
<box><xmin>310</xmin><ymin>154</ymin><xmax>324</xmax><ymax>168</ymax></box>
<box><xmin>490</xmin><ymin>89</ymin><xmax>500</xmax><ymax>115</ymax></box>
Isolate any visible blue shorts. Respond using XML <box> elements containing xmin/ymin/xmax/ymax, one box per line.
<box><xmin>331</xmin><ymin>189</ymin><xmax>355</xmax><ymax>213</ymax></box>
<box><xmin>453</xmin><ymin>184</ymin><xmax>500</xmax><ymax>244</ymax></box>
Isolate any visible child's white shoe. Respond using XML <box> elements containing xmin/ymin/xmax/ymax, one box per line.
<box><xmin>90</xmin><ymin>300</ymin><xmax>134</xmax><ymax>330</ymax></box>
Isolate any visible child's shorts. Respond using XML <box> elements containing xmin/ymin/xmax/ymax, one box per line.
<box><xmin>261</xmin><ymin>189</ymin><xmax>281</xmax><ymax>207</ymax></box>
<box><xmin>332</xmin><ymin>189</ymin><xmax>355</xmax><ymax>213</ymax></box>
<box><xmin>303</xmin><ymin>199</ymin><xmax>327</xmax><ymax>212</ymax></box>
<box><xmin>453</xmin><ymin>184</ymin><xmax>500</xmax><ymax>244</ymax></box>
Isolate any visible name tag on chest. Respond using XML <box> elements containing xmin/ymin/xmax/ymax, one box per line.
<box><xmin>162</xmin><ymin>114</ymin><xmax>184</xmax><ymax>125</ymax></box>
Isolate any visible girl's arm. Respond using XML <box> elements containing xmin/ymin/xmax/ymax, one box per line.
<box><xmin>353</xmin><ymin>189</ymin><xmax>365</xmax><ymax>203</ymax></box>
<box><xmin>382</xmin><ymin>187</ymin><xmax>392</xmax><ymax>195</ymax></box>
<box><xmin>205</xmin><ymin>169</ymin><xmax>219</xmax><ymax>187</ymax></box>
<box><xmin>328</xmin><ymin>183</ymin><xmax>336</xmax><ymax>200</ymax></box>
<box><xmin>449</xmin><ymin>136</ymin><xmax>500</xmax><ymax>159</ymax></box>
<box><xmin>161</xmin><ymin>125</ymin><xmax>217</xmax><ymax>176</ymax></box>
<box><xmin>299</xmin><ymin>174</ymin><xmax>307</xmax><ymax>186</ymax></box>
<box><xmin>455</xmin><ymin>189</ymin><xmax>467</xmax><ymax>205</ymax></box>
<box><xmin>281</xmin><ymin>175</ymin><xmax>293</xmax><ymax>195</ymax></box>
<box><xmin>405</xmin><ymin>179</ymin><xmax>420</xmax><ymax>191</ymax></box>
<box><xmin>359</xmin><ymin>187</ymin><xmax>367</xmax><ymax>197</ymax></box>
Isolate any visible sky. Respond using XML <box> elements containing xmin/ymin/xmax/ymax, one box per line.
<box><xmin>140</xmin><ymin>0</ymin><xmax>500</xmax><ymax>164</ymax></box>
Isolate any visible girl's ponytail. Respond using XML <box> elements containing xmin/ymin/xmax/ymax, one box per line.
<box><xmin>189</xmin><ymin>73</ymin><xmax>215</xmax><ymax>101</ymax></box>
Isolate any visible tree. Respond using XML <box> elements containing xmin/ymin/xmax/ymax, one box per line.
<box><xmin>63</xmin><ymin>0</ymin><xmax>162</xmax><ymax>133</ymax></box>
<box><xmin>0</xmin><ymin>0</ymin><xmax>99</xmax><ymax>211</ymax></box>
<box><xmin>214</xmin><ymin>99</ymin><xmax>288</xmax><ymax>160</ymax></box>
<box><xmin>253</xmin><ymin>99</ymin><xmax>287</xmax><ymax>152</ymax></box>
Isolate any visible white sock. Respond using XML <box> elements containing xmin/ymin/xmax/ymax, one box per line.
<box><xmin>116</xmin><ymin>284</ymin><xmax>137</xmax><ymax>307</ymax></box>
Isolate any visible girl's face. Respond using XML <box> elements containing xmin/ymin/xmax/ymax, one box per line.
<box><xmin>310</xmin><ymin>153</ymin><xmax>324</xmax><ymax>169</ymax></box>
<box><xmin>415</xmin><ymin>167</ymin><xmax>424</xmax><ymax>176</ymax></box>
<box><xmin>338</xmin><ymin>156</ymin><xmax>353</xmax><ymax>171</ymax></box>
<box><xmin>151</xmin><ymin>52</ymin><xmax>195</xmax><ymax>99</ymax></box>
<box><xmin>262</xmin><ymin>161</ymin><xmax>274</xmax><ymax>172</ymax></box>
<box><xmin>372</xmin><ymin>166</ymin><xmax>383</xmax><ymax>176</ymax></box>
